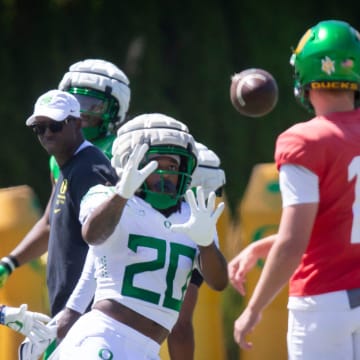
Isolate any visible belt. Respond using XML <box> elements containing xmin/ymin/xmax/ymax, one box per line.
<box><xmin>347</xmin><ymin>288</ymin><xmax>360</xmax><ymax>309</ymax></box>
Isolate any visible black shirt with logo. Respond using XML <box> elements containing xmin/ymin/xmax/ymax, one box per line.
<box><xmin>47</xmin><ymin>145</ymin><xmax>118</xmax><ymax>316</ymax></box>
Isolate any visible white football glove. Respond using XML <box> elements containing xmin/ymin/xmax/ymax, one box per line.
<box><xmin>0</xmin><ymin>304</ymin><xmax>52</xmax><ymax>341</ymax></box>
<box><xmin>114</xmin><ymin>143</ymin><xmax>158</xmax><ymax>199</ymax></box>
<box><xmin>18</xmin><ymin>310</ymin><xmax>61</xmax><ymax>360</ymax></box>
<box><xmin>170</xmin><ymin>186</ymin><xmax>224</xmax><ymax>246</ymax></box>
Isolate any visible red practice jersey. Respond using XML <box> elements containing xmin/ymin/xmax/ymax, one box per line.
<box><xmin>275</xmin><ymin>109</ymin><xmax>360</xmax><ymax>296</ymax></box>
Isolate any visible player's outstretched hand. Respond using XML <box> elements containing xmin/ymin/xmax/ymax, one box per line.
<box><xmin>228</xmin><ymin>235</ymin><xmax>275</xmax><ymax>296</ymax></box>
<box><xmin>233</xmin><ymin>307</ymin><xmax>262</xmax><ymax>350</ymax></box>
<box><xmin>171</xmin><ymin>186</ymin><xmax>224</xmax><ymax>246</ymax></box>
<box><xmin>114</xmin><ymin>143</ymin><xmax>158</xmax><ymax>199</ymax></box>
<box><xmin>228</xmin><ymin>245</ymin><xmax>260</xmax><ymax>296</ymax></box>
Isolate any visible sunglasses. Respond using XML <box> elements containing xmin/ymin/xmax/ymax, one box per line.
<box><xmin>30</xmin><ymin>118</ymin><xmax>72</xmax><ymax>135</ymax></box>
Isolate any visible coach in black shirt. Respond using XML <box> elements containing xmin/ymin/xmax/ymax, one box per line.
<box><xmin>0</xmin><ymin>89</ymin><xmax>118</xmax><ymax>316</ymax></box>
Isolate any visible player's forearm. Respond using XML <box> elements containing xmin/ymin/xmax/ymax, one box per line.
<box><xmin>247</xmin><ymin>235</ymin><xmax>305</xmax><ymax>313</ymax></box>
<box><xmin>11</xmin><ymin>191</ymin><xmax>53</xmax><ymax>266</ymax></box>
<box><xmin>247</xmin><ymin>246</ymin><xmax>301</xmax><ymax>312</ymax></box>
<box><xmin>168</xmin><ymin>287</ymin><xmax>197</xmax><ymax>360</ymax></box>
<box><xmin>66</xmin><ymin>254</ymin><xmax>96</xmax><ymax>314</ymax></box>
<box><xmin>10</xmin><ymin>217</ymin><xmax>50</xmax><ymax>266</ymax></box>
<box><xmin>82</xmin><ymin>194</ymin><xmax>127</xmax><ymax>245</ymax></box>
<box><xmin>57</xmin><ymin>307</ymin><xmax>81</xmax><ymax>340</ymax></box>
<box><xmin>167</xmin><ymin>326</ymin><xmax>194</xmax><ymax>360</ymax></box>
<box><xmin>199</xmin><ymin>243</ymin><xmax>228</xmax><ymax>291</ymax></box>
<box><xmin>250</xmin><ymin>234</ymin><xmax>276</xmax><ymax>259</ymax></box>
<box><xmin>247</xmin><ymin>203</ymin><xmax>317</xmax><ymax>312</ymax></box>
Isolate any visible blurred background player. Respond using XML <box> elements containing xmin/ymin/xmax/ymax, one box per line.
<box><xmin>230</xmin><ymin>19</ymin><xmax>360</xmax><ymax>360</ymax></box>
<box><xmin>50</xmin><ymin>58</ymin><xmax>131</xmax><ymax>181</ymax></box>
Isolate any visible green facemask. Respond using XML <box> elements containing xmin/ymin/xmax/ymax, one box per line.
<box><xmin>68</xmin><ymin>87</ymin><xmax>119</xmax><ymax>137</ymax></box>
<box><xmin>140</xmin><ymin>146</ymin><xmax>197</xmax><ymax>209</ymax></box>
<box><xmin>144</xmin><ymin>191</ymin><xmax>178</xmax><ymax>209</ymax></box>
<box><xmin>82</xmin><ymin>126</ymin><xmax>103</xmax><ymax>141</ymax></box>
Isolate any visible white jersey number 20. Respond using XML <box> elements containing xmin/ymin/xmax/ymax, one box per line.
<box><xmin>122</xmin><ymin>234</ymin><xmax>196</xmax><ymax>311</ymax></box>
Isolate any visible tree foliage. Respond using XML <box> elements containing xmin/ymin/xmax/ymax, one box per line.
<box><xmin>0</xmin><ymin>0</ymin><xmax>359</xmax><ymax>215</ymax></box>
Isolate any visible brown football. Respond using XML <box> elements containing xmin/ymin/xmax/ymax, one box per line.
<box><xmin>230</xmin><ymin>68</ymin><xmax>278</xmax><ymax>117</ymax></box>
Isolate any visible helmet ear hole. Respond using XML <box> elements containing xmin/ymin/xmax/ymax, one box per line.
<box><xmin>104</xmin><ymin>85</ymin><xmax>112</xmax><ymax>95</ymax></box>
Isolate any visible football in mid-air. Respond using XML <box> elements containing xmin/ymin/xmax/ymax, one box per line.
<box><xmin>230</xmin><ymin>68</ymin><xmax>278</xmax><ymax>117</ymax></box>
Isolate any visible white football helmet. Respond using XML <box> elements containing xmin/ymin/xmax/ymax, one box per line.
<box><xmin>58</xmin><ymin>59</ymin><xmax>130</xmax><ymax>138</ymax></box>
<box><xmin>112</xmin><ymin>113</ymin><xmax>198</xmax><ymax>209</ymax></box>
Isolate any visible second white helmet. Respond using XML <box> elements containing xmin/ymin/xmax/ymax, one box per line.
<box><xmin>58</xmin><ymin>59</ymin><xmax>131</xmax><ymax>127</ymax></box>
<box><xmin>112</xmin><ymin>113</ymin><xmax>198</xmax><ymax>209</ymax></box>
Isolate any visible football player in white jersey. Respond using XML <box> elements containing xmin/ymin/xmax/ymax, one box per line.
<box><xmin>53</xmin><ymin>141</ymin><xmax>226</xmax><ymax>359</ymax></box>
<box><xmin>56</xmin><ymin>113</ymin><xmax>228</xmax><ymax>359</ymax></box>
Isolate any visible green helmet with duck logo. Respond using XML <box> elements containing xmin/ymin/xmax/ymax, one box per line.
<box><xmin>290</xmin><ymin>20</ymin><xmax>360</xmax><ymax>111</ymax></box>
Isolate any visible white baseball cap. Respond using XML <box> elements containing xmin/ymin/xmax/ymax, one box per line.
<box><xmin>26</xmin><ymin>89</ymin><xmax>81</xmax><ymax>126</ymax></box>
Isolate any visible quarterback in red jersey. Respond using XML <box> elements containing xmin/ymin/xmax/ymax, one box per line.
<box><xmin>276</xmin><ymin>112</ymin><xmax>360</xmax><ymax>297</ymax></box>
<box><xmin>229</xmin><ymin>19</ymin><xmax>360</xmax><ymax>359</ymax></box>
